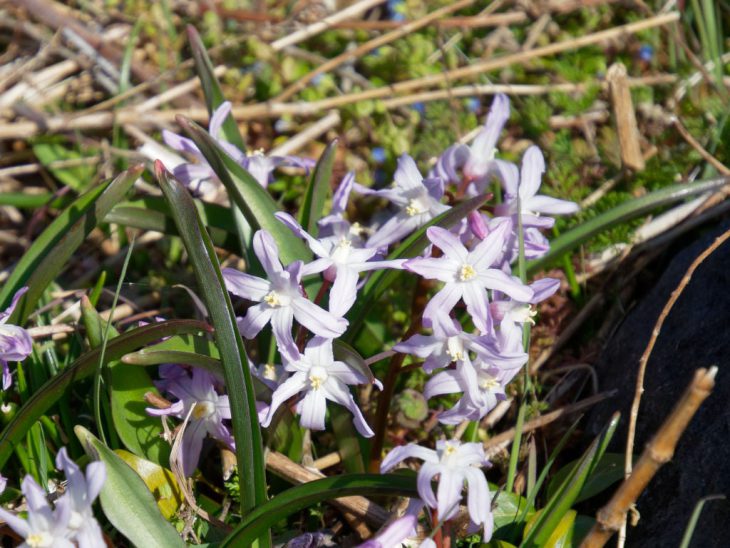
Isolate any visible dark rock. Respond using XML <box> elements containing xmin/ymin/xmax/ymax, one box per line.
<box><xmin>585</xmin><ymin>219</ymin><xmax>730</xmax><ymax>547</ymax></box>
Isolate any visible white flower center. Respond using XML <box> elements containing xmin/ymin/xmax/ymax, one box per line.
<box><xmin>263</xmin><ymin>363</ymin><xmax>277</xmax><ymax>381</ymax></box>
<box><xmin>510</xmin><ymin>304</ymin><xmax>537</xmax><ymax>325</ymax></box>
<box><xmin>479</xmin><ymin>373</ymin><xmax>500</xmax><ymax>391</ymax></box>
<box><xmin>68</xmin><ymin>511</ymin><xmax>83</xmax><ymax>530</ymax></box>
<box><xmin>264</xmin><ymin>291</ymin><xmax>282</xmax><ymax>308</ymax></box>
<box><xmin>331</xmin><ymin>237</ymin><xmax>352</xmax><ymax>263</ymax></box>
<box><xmin>459</xmin><ymin>264</ymin><xmax>476</xmax><ymax>281</ymax></box>
<box><xmin>445</xmin><ymin>337</ymin><xmax>465</xmax><ymax>361</ymax></box>
<box><xmin>193</xmin><ymin>401</ymin><xmax>215</xmax><ymax>420</ymax></box>
<box><xmin>308</xmin><ymin>366</ymin><xmax>328</xmax><ymax>390</ymax></box>
<box><xmin>1</xmin><ymin>403</ymin><xmax>11</xmax><ymax>413</ymax></box>
<box><xmin>405</xmin><ymin>197</ymin><xmax>427</xmax><ymax>216</ymax></box>
<box><xmin>26</xmin><ymin>533</ymin><xmax>54</xmax><ymax>547</ymax></box>
<box><xmin>249</xmin><ymin>148</ymin><xmax>266</xmax><ymax>157</ymax></box>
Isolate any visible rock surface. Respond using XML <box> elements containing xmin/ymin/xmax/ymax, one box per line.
<box><xmin>585</xmin><ymin>219</ymin><xmax>730</xmax><ymax>547</ymax></box>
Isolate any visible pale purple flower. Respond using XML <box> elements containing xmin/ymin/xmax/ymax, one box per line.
<box><xmin>147</xmin><ymin>368</ymin><xmax>234</xmax><ymax>477</ymax></box>
<box><xmin>394</xmin><ymin>317</ymin><xmax>526</xmax><ymax>374</ymax></box>
<box><xmin>223</xmin><ymin>230</ymin><xmax>347</xmax><ymax>358</ymax></box>
<box><xmin>356</xmin><ymin>154</ymin><xmax>449</xmax><ymax>249</ymax></box>
<box><xmin>262</xmin><ymin>337</ymin><xmax>375</xmax><ymax>437</ymax></box>
<box><xmin>358</xmin><ymin>499</ymin><xmax>425</xmax><ymax>547</ymax></box>
<box><xmin>381</xmin><ymin>440</ymin><xmax>493</xmax><ymax>540</ymax></box>
<box><xmin>405</xmin><ymin>224</ymin><xmax>533</xmax><ymax>334</ymax></box>
<box><xmin>162</xmin><ymin>101</ymin><xmax>313</xmax><ymax>190</ymax></box>
<box><xmin>424</xmin><ymin>359</ymin><xmax>514</xmax><ymax>424</ymax></box>
<box><xmin>0</xmin><ymin>475</ymin><xmax>74</xmax><ymax>548</ymax></box>
<box><xmin>494</xmin><ymin>146</ymin><xmax>579</xmax><ymax>228</ymax></box>
<box><xmin>0</xmin><ymin>287</ymin><xmax>33</xmax><ymax>390</ymax></box>
<box><xmin>0</xmin><ymin>473</ymin><xmax>6</xmax><ymax>494</ymax></box>
<box><xmin>276</xmin><ymin>212</ymin><xmax>405</xmax><ymax>316</ymax></box>
<box><xmin>55</xmin><ymin>448</ymin><xmax>106</xmax><ymax>548</ymax></box>
<box><xmin>317</xmin><ymin>172</ymin><xmax>357</xmax><ymax>237</ymax></box>
<box><xmin>491</xmin><ymin>277</ymin><xmax>560</xmax><ymax>351</ymax></box>
<box><xmin>432</xmin><ymin>93</ymin><xmax>512</xmax><ymax>194</ymax></box>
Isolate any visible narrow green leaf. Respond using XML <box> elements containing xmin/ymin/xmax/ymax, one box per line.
<box><xmin>520</xmin><ymin>413</ymin><xmax>620</xmax><ymax>547</ymax></box>
<box><xmin>345</xmin><ymin>193</ymin><xmax>490</xmax><ymax>340</ymax></box>
<box><xmin>75</xmin><ymin>426</ymin><xmax>185</xmax><ymax>548</ymax></box>
<box><xmin>1</xmin><ymin>165</ymin><xmax>143</xmax><ymax>322</ymax></box>
<box><xmin>115</xmin><ymin>449</ymin><xmax>184</xmax><ymax>520</ymax></box>
<box><xmin>546</xmin><ymin>452</ymin><xmax>627</xmax><ymax>505</ymax></box>
<box><xmin>222</xmin><ymin>474</ymin><xmax>418</xmax><ymax>547</ymax></box>
<box><xmin>679</xmin><ymin>494</ymin><xmax>726</xmax><ymax>548</ymax></box>
<box><xmin>299</xmin><ymin>140</ymin><xmax>336</xmax><ymax>236</ymax></box>
<box><xmin>186</xmin><ymin>25</ymin><xmax>246</xmax><ymax>152</ymax></box>
<box><xmin>154</xmin><ymin>162</ymin><xmax>267</xmax><ymax>516</ymax></box>
<box><xmin>177</xmin><ymin>117</ymin><xmax>310</xmax><ymax>266</ymax></box>
<box><xmin>80</xmin><ymin>297</ymin><xmax>170</xmax><ymax>464</ymax></box>
<box><xmin>527</xmin><ymin>176</ymin><xmax>730</xmax><ymax>274</ymax></box>
<box><xmin>32</xmin><ymin>140</ymin><xmax>96</xmax><ymax>192</ymax></box>
<box><xmin>0</xmin><ymin>320</ymin><xmax>209</xmax><ymax>468</ymax></box>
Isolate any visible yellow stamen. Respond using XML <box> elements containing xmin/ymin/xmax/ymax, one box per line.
<box><xmin>459</xmin><ymin>264</ymin><xmax>476</xmax><ymax>281</ymax></box>
<box><xmin>264</xmin><ymin>291</ymin><xmax>281</xmax><ymax>307</ymax></box>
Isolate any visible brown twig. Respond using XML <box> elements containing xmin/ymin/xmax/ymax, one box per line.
<box><xmin>672</xmin><ymin>116</ymin><xmax>730</xmax><ymax>176</ymax></box>
<box><xmin>581</xmin><ymin>367</ymin><xmax>717</xmax><ymax>547</ymax></box>
<box><xmin>607</xmin><ymin>62</ymin><xmax>645</xmax><ymax>171</ymax></box>
<box><xmin>275</xmin><ymin>0</ymin><xmax>477</xmax><ymax>102</ymax></box>
<box><xmin>621</xmin><ymin>228</ymin><xmax>730</xmax><ymax>541</ymax></box>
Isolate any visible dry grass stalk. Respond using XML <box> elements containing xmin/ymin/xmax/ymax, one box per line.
<box><xmin>581</xmin><ymin>366</ymin><xmax>718</xmax><ymax>548</ymax></box>
<box><xmin>672</xmin><ymin>117</ymin><xmax>730</xmax><ymax>176</ymax></box>
<box><xmin>275</xmin><ymin>0</ymin><xmax>477</xmax><ymax>102</ymax></box>
<box><xmin>607</xmin><ymin>62</ymin><xmax>645</xmax><ymax>171</ymax></box>
<box><xmin>269</xmin><ymin>0</ymin><xmax>386</xmax><ymax>52</ymax></box>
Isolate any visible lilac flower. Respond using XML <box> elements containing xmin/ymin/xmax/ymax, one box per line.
<box><xmin>491</xmin><ymin>277</ymin><xmax>560</xmax><ymax>351</ymax></box>
<box><xmin>0</xmin><ymin>287</ymin><xmax>33</xmax><ymax>390</ymax></box>
<box><xmin>223</xmin><ymin>230</ymin><xmax>347</xmax><ymax>358</ymax></box>
<box><xmin>405</xmin><ymin>224</ymin><xmax>533</xmax><ymax>334</ymax></box>
<box><xmin>162</xmin><ymin>101</ymin><xmax>313</xmax><ymax>190</ymax></box>
<box><xmin>358</xmin><ymin>499</ymin><xmax>426</xmax><ymax>547</ymax></box>
<box><xmin>0</xmin><ymin>476</ymin><xmax>74</xmax><ymax>548</ymax></box>
<box><xmin>276</xmin><ymin>212</ymin><xmax>405</xmax><ymax>316</ymax></box>
<box><xmin>394</xmin><ymin>317</ymin><xmax>526</xmax><ymax>374</ymax></box>
<box><xmin>261</xmin><ymin>337</ymin><xmax>375</xmax><ymax>437</ymax></box>
<box><xmin>432</xmin><ymin>93</ymin><xmax>511</xmax><ymax>192</ymax></box>
<box><xmin>356</xmin><ymin>154</ymin><xmax>449</xmax><ymax>249</ymax></box>
<box><xmin>147</xmin><ymin>368</ymin><xmax>234</xmax><ymax>477</ymax></box>
<box><xmin>494</xmin><ymin>146</ymin><xmax>579</xmax><ymax>228</ymax></box>
<box><xmin>381</xmin><ymin>440</ymin><xmax>494</xmax><ymax>540</ymax></box>
<box><xmin>55</xmin><ymin>448</ymin><xmax>106</xmax><ymax>547</ymax></box>
<box><xmin>424</xmin><ymin>359</ymin><xmax>515</xmax><ymax>424</ymax></box>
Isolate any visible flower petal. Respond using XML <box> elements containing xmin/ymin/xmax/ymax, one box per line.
<box><xmin>222</xmin><ymin>268</ymin><xmax>271</xmax><ymax>301</ymax></box>
<box><xmin>298</xmin><ymin>390</ymin><xmax>327</xmax><ymax>430</ymax></box>
<box><xmin>253</xmin><ymin>230</ymin><xmax>284</xmax><ymax>276</ymax></box>
<box><xmin>238</xmin><ymin>303</ymin><xmax>274</xmax><ymax>339</ymax></box>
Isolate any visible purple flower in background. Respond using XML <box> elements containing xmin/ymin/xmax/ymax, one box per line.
<box><xmin>432</xmin><ymin>93</ymin><xmax>511</xmax><ymax>192</ymax></box>
<box><xmin>358</xmin><ymin>498</ymin><xmax>425</xmax><ymax>547</ymax></box>
<box><xmin>405</xmin><ymin>224</ymin><xmax>533</xmax><ymax>334</ymax></box>
<box><xmin>55</xmin><ymin>448</ymin><xmax>106</xmax><ymax>548</ymax></box>
<box><xmin>162</xmin><ymin>101</ymin><xmax>313</xmax><ymax>190</ymax></box>
<box><xmin>223</xmin><ymin>230</ymin><xmax>347</xmax><ymax>358</ymax></box>
<box><xmin>0</xmin><ymin>287</ymin><xmax>33</xmax><ymax>390</ymax></box>
<box><xmin>356</xmin><ymin>154</ymin><xmax>449</xmax><ymax>249</ymax></box>
<box><xmin>494</xmin><ymin>146</ymin><xmax>579</xmax><ymax>228</ymax></box>
<box><xmin>276</xmin><ymin>212</ymin><xmax>405</xmax><ymax>316</ymax></box>
<box><xmin>381</xmin><ymin>440</ymin><xmax>494</xmax><ymax>540</ymax></box>
<box><xmin>147</xmin><ymin>368</ymin><xmax>234</xmax><ymax>477</ymax></box>
<box><xmin>262</xmin><ymin>337</ymin><xmax>375</xmax><ymax>437</ymax></box>
<box><xmin>394</xmin><ymin>317</ymin><xmax>526</xmax><ymax>374</ymax></box>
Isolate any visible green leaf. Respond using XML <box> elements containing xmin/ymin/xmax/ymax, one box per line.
<box><xmin>80</xmin><ymin>297</ymin><xmax>169</xmax><ymax>464</ymax></box>
<box><xmin>524</xmin><ymin>509</ymin><xmax>576</xmax><ymax>548</ymax></box>
<box><xmin>221</xmin><ymin>473</ymin><xmax>418</xmax><ymax>547</ymax></box>
<box><xmin>115</xmin><ymin>449</ymin><xmax>184</xmax><ymax>520</ymax></box>
<box><xmin>492</xmin><ymin>488</ymin><xmax>533</xmax><ymax>539</ymax></box>
<box><xmin>186</xmin><ymin>25</ymin><xmax>246</xmax><ymax>152</ymax></box>
<box><xmin>75</xmin><ymin>426</ymin><xmax>185</xmax><ymax>548</ymax></box>
<box><xmin>527</xmin><ymin>176</ymin><xmax>730</xmax><ymax>274</ymax></box>
<box><xmin>32</xmin><ymin>140</ymin><xmax>96</xmax><ymax>192</ymax></box>
<box><xmin>299</xmin><ymin>140</ymin><xmax>336</xmax><ymax>236</ymax></box>
<box><xmin>546</xmin><ymin>452</ymin><xmax>628</xmax><ymax>505</ymax></box>
<box><xmin>519</xmin><ymin>413</ymin><xmax>620</xmax><ymax>547</ymax></box>
<box><xmin>177</xmin><ymin>117</ymin><xmax>310</xmax><ymax>266</ymax></box>
<box><xmin>0</xmin><ymin>320</ymin><xmax>209</xmax><ymax>469</ymax></box>
<box><xmin>344</xmin><ymin>193</ymin><xmax>490</xmax><ymax>340</ymax></box>
<box><xmin>154</xmin><ymin>162</ymin><xmax>267</xmax><ymax>516</ymax></box>
<box><xmin>0</xmin><ymin>165</ymin><xmax>143</xmax><ymax>322</ymax></box>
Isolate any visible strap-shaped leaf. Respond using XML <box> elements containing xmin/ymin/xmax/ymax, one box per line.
<box><xmin>0</xmin><ymin>320</ymin><xmax>209</xmax><ymax>468</ymax></box>
<box><xmin>186</xmin><ymin>25</ymin><xmax>246</xmax><ymax>152</ymax></box>
<box><xmin>1</xmin><ymin>165</ymin><xmax>142</xmax><ymax>321</ymax></box>
<box><xmin>344</xmin><ymin>193</ymin><xmax>490</xmax><ymax>341</ymax></box>
<box><xmin>154</xmin><ymin>162</ymin><xmax>267</xmax><ymax>516</ymax></box>
<box><xmin>176</xmin><ymin>117</ymin><xmax>310</xmax><ymax>266</ymax></box>
<box><xmin>299</xmin><ymin>140</ymin><xmax>337</xmax><ymax>236</ymax></box>
<box><xmin>75</xmin><ymin>426</ymin><xmax>185</xmax><ymax>548</ymax></box>
<box><xmin>520</xmin><ymin>413</ymin><xmax>620</xmax><ymax>547</ymax></box>
<box><xmin>527</xmin><ymin>176</ymin><xmax>730</xmax><ymax>274</ymax></box>
<box><xmin>221</xmin><ymin>473</ymin><xmax>418</xmax><ymax>547</ymax></box>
